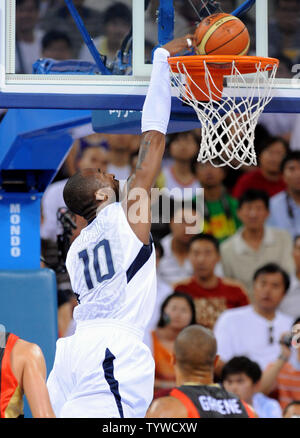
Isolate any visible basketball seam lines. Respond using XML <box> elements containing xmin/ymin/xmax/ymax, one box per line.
<box><xmin>206</xmin><ymin>26</ymin><xmax>248</xmax><ymax>55</ymax></box>
<box><xmin>197</xmin><ymin>16</ymin><xmax>239</xmax><ymax>55</ymax></box>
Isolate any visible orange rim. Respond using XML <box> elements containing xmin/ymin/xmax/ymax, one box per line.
<box><xmin>168</xmin><ymin>55</ymin><xmax>279</xmax><ymax>102</ymax></box>
<box><xmin>168</xmin><ymin>55</ymin><xmax>279</xmax><ymax>76</ymax></box>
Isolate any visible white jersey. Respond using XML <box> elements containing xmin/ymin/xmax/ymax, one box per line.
<box><xmin>66</xmin><ymin>202</ymin><xmax>156</xmax><ymax>333</ymax></box>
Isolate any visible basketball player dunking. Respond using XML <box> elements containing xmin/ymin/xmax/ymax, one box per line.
<box><xmin>47</xmin><ymin>35</ymin><xmax>195</xmax><ymax>418</ymax></box>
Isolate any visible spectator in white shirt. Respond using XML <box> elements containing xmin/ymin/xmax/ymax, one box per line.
<box><xmin>214</xmin><ymin>263</ymin><xmax>293</xmax><ymax>372</ymax></box>
<box><xmin>268</xmin><ymin>152</ymin><xmax>300</xmax><ymax>238</ymax></box>
<box><xmin>220</xmin><ymin>189</ymin><xmax>294</xmax><ymax>297</ymax></box>
<box><xmin>279</xmin><ymin>235</ymin><xmax>300</xmax><ymax>318</ymax></box>
<box><xmin>221</xmin><ymin>356</ymin><xmax>282</xmax><ymax>418</ymax></box>
<box><xmin>41</xmin><ymin>143</ymin><xmax>108</xmax><ymax>242</ymax></box>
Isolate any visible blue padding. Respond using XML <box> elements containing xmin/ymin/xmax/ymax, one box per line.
<box><xmin>1</xmin><ymin>92</ymin><xmax>300</xmax><ymax>113</ymax></box>
<box><xmin>0</xmin><ymin>268</ymin><xmax>58</xmax><ymax>417</ymax></box>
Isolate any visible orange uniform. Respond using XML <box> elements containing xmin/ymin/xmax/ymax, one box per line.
<box><xmin>0</xmin><ymin>333</ymin><xmax>23</xmax><ymax>418</ymax></box>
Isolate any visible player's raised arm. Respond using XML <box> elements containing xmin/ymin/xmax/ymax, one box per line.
<box><xmin>124</xmin><ymin>35</ymin><xmax>194</xmax><ymax>243</ymax></box>
<box><xmin>128</xmin><ymin>36</ymin><xmax>194</xmax><ymax>194</ymax></box>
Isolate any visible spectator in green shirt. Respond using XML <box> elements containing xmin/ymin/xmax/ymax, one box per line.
<box><xmin>193</xmin><ymin>161</ymin><xmax>242</xmax><ymax>243</ymax></box>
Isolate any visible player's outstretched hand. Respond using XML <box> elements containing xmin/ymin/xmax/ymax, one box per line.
<box><xmin>162</xmin><ymin>34</ymin><xmax>195</xmax><ymax>57</ymax></box>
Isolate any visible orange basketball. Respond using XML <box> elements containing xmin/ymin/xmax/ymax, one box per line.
<box><xmin>194</xmin><ymin>13</ymin><xmax>250</xmax><ymax>56</ymax></box>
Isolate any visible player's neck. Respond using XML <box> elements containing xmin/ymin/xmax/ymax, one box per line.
<box><xmin>194</xmin><ymin>273</ymin><xmax>218</xmax><ymax>290</ymax></box>
<box><xmin>178</xmin><ymin>371</ymin><xmax>214</xmax><ymax>387</ymax></box>
<box><xmin>203</xmin><ymin>185</ymin><xmax>223</xmax><ymax>201</ymax></box>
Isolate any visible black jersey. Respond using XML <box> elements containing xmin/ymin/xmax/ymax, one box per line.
<box><xmin>170</xmin><ymin>384</ymin><xmax>255</xmax><ymax>418</ymax></box>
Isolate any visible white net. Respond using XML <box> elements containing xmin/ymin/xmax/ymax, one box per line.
<box><xmin>169</xmin><ymin>59</ymin><xmax>278</xmax><ymax>169</ymax></box>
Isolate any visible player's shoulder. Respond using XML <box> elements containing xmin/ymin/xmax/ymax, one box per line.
<box><xmin>12</xmin><ymin>339</ymin><xmax>44</xmax><ymax>365</ymax></box>
<box><xmin>146</xmin><ymin>395</ymin><xmax>188</xmax><ymax>418</ymax></box>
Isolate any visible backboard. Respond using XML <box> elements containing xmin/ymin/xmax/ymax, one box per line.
<box><xmin>0</xmin><ymin>0</ymin><xmax>300</xmax><ymax>113</ymax></box>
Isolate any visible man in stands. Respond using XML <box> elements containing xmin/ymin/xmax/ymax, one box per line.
<box><xmin>220</xmin><ymin>189</ymin><xmax>294</xmax><ymax>296</ymax></box>
<box><xmin>174</xmin><ymin>234</ymin><xmax>248</xmax><ymax>329</ymax></box>
<box><xmin>214</xmin><ymin>263</ymin><xmax>293</xmax><ymax>372</ymax></box>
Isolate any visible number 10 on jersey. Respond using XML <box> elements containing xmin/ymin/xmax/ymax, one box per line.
<box><xmin>78</xmin><ymin>239</ymin><xmax>115</xmax><ymax>290</ymax></box>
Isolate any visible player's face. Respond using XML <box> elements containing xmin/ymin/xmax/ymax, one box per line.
<box><xmin>253</xmin><ymin>272</ymin><xmax>286</xmax><ymax>312</ymax></box>
<box><xmin>96</xmin><ymin>171</ymin><xmax>120</xmax><ymax>197</ymax></box>
<box><xmin>164</xmin><ymin>297</ymin><xmax>193</xmax><ymax>330</ymax></box>
<box><xmin>169</xmin><ymin>134</ymin><xmax>198</xmax><ymax>161</ymax></box>
<box><xmin>237</xmin><ymin>200</ymin><xmax>269</xmax><ymax>231</ymax></box>
<box><xmin>223</xmin><ymin>373</ymin><xmax>256</xmax><ymax>404</ymax></box>
<box><xmin>195</xmin><ymin>162</ymin><xmax>225</xmax><ymax>188</ymax></box>
<box><xmin>283</xmin><ymin>160</ymin><xmax>300</xmax><ymax>192</ymax></box>
<box><xmin>189</xmin><ymin>240</ymin><xmax>219</xmax><ymax>279</ymax></box>
<box><xmin>259</xmin><ymin>142</ymin><xmax>287</xmax><ymax>175</ymax></box>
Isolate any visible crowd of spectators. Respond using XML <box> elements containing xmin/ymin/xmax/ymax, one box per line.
<box><xmin>9</xmin><ymin>0</ymin><xmax>300</xmax><ymax>419</ymax></box>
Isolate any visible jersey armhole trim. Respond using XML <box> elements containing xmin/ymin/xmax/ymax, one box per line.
<box><xmin>170</xmin><ymin>388</ymin><xmax>200</xmax><ymax>418</ymax></box>
<box><xmin>241</xmin><ymin>400</ymin><xmax>256</xmax><ymax>418</ymax></box>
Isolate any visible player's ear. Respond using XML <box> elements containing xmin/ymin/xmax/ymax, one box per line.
<box><xmin>214</xmin><ymin>354</ymin><xmax>220</xmax><ymax>369</ymax></box>
<box><xmin>95</xmin><ymin>188</ymin><xmax>108</xmax><ymax>202</ymax></box>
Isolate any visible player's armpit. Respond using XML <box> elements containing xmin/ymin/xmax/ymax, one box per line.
<box><xmin>145</xmin><ymin>396</ymin><xmax>188</xmax><ymax>418</ymax></box>
<box><xmin>20</xmin><ymin>343</ymin><xmax>56</xmax><ymax>418</ymax></box>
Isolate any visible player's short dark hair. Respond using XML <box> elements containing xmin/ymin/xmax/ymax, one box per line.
<box><xmin>253</xmin><ymin>263</ymin><xmax>290</xmax><ymax>293</ymax></box>
<box><xmin>221</xmin><ymin>356</ymin><xmax>262</xmax><ymax>384</ymax></box>
<box><xmin>103</xmin><ymin>3</ymin><xmax>132</xmax><ymax>25</ymax></box>
<box><xmin>42</xmin><ymin>30</ymin><xmax>72</xmax><ymax>51</ymax></box>
<box><xmin>283</xmin><ymin>400</ymin><xmax>300</xmax><ymax>417</ymax></box>
<box><xmin>280</xmin><ymin>151</ymin><xmax>300</xmax><ymax>173</ymax></box>
<box><xmin>189</xmin><ymin>233</ymin><xmax>219</xmax><ymax>253</ymax></box>
<box><xmin>63</xmin><ymin>170</ymin><xmax>102</xmax><ymax>219</ymax></box>
<box><xmin>157</xmin><ymin>292</ymin><xmax>196</xmax><ymax>328</ymax></box>
<box><xmin>238</xmin><ymin>189</ymin><xmax>269</xmax><ymax>210</ymax></box>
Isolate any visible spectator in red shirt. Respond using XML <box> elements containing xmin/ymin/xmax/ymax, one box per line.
<box><xmin>233</xmin><ymin>137</ymin><xmax>289</xmax><ymax>199</ymax></box>
<box><xmin>174</xmin><ymin>234</ymin><xmax>249</xmax><ymax>329</ymax></box>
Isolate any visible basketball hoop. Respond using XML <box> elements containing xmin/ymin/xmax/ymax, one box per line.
<box><xmin>168</xmin><ymin>55</ymin><xmax>279</xmax><ymax>169</ymax></box>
